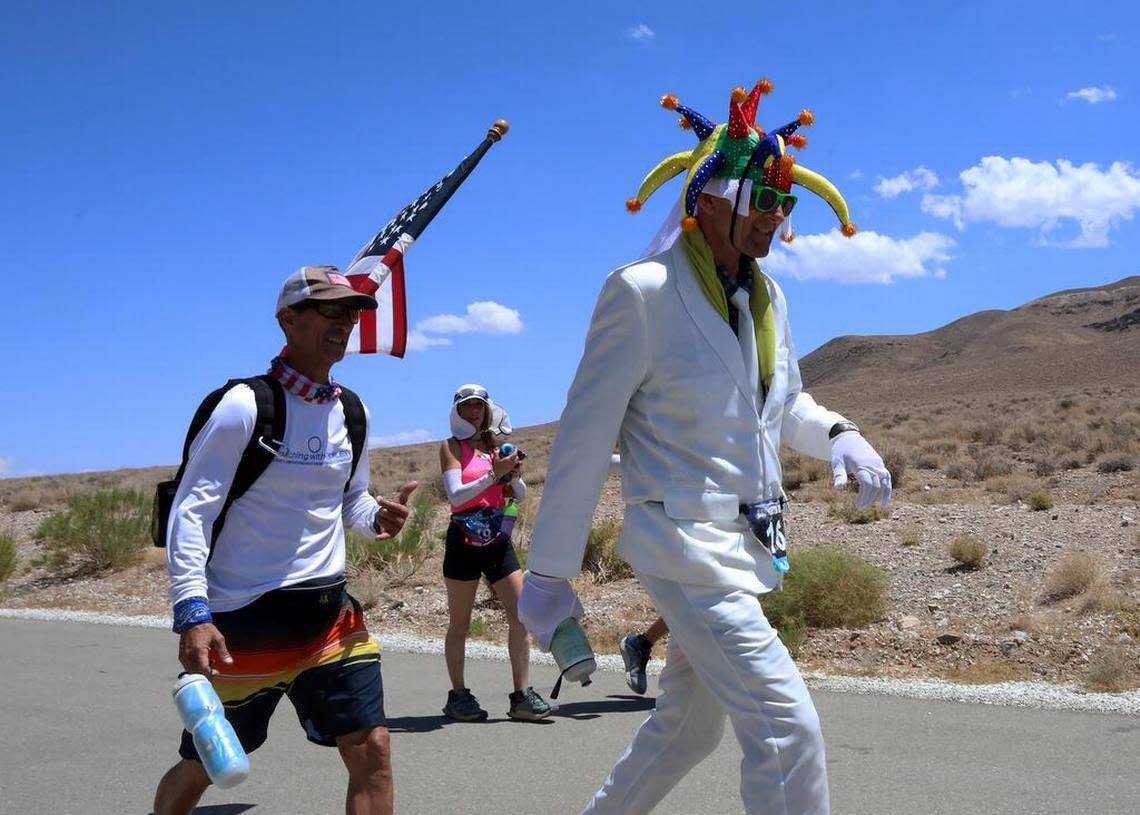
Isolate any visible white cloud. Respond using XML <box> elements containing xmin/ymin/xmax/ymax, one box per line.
<box><xmin>1066</xmin><ymin>86</ymin><xmax>1118</xmax><ymax>104</ymax></box>
<box><xmin>408</xmin><ymin>301</ymin><xmax>523</xmax><ymax>352</ymax></box>
<box><xmin>765</xmin><ymin>229</ymin><xmax>954</xmax><ymax>284</ymax></box>
<box><xmin>627</xmin><ymin>24</ymin><xmax>655</xmax><ymax>41</ymax></box>
<box><xmin>370</xmin><ymin>429</ymin><xmax>434</xmax><ymax>448</ymax></box>
<box><xmin>921</xmin><ymin>156</ymin><xmax>1140</xmax><ymax>247</ymax></box>
<box><xmin>849</xmin><ymin>169</ymin><xmax>864</xmax><ymax>180</ymax></box>
<box><xmin>874</xmin><ymin>167</ymin><xmax>939</xmax><ymax>198</ymax></box>
<box><xmin>405</xmin><ymin>330</ymin><xmax>452</xmax><ymax>352</ymax></box>
<box><xmin>0</xmin><ymin>456</ymin><xmax>13</xmax><ymax>477</ymax></box>
<box><xmin>416</xmin><ymin>301</ymin><xmax>523</xmax><ymax>336</ymax></box>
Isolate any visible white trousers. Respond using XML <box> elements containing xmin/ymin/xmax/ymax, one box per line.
<box><xmin>583</xmin><ymin>573</ymin><xmax>829</xmax><ymax>815</ymax></box>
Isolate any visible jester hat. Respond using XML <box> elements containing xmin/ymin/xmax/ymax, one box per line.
<box><xmin>625</xmin><ymin>79</ymin><xmax>856</xmax><ymax>241</ymax></box>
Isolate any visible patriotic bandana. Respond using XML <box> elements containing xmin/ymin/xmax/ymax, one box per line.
<box><xmin>268</xmin><ymin>354</ymin><xmax>342</xmax><ymax>404</ymax></box>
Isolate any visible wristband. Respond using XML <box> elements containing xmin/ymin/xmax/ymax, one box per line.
<box><xmin>828</xmin><ymin>421</ymin><xmax>861</xmax><ymax>439</ymax></box>
<box><xmin>172</xmin><ymin>596</ymin><xmax>212</xmax><ymax>634</ymax></box>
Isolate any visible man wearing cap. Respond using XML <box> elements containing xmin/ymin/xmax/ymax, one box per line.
<box><xmin>518</xmin><ymin>82</ymin><xmax>891</xmax><ymax>814</ymax></box>
<box><xmin>154</xmin><ymin>265</ymin><xmax>416</xmax><ymax>815</ymax></box>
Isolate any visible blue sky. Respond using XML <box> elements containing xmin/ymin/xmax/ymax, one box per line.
<box><xmin>3</xmin><ymin>1</ymin><xmax>1138</xmax><ymax>476</ymax></box>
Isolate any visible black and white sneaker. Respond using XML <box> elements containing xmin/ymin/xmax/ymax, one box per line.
<box><xmin>620</xmin><ymin>634</ymin><xmax>652</xmax><ymax>695</ymax></box>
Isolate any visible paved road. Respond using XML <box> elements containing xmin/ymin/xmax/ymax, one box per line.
<box><xmin>0</xmin><ymin>618</ymin><xmax>1136</xmax><ymax>814</ymax></box>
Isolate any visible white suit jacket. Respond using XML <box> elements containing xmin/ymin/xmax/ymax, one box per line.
<box><xmin>529</xmin><ymin>242</ymin><xmax>847</xmax><ymax>593</ymax></box>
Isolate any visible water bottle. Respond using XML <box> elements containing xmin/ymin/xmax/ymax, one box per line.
<box><xmin>499</xmin><ymin>442</ymin><xmax>516</xmax><ymax>457</ymax></box>
<box><xmin>548</xmin><ymin>617</ymin><xmax>597</xmax><ymax>698</ymax></box>
<box><xmin>172</xmin><ymin>673</ymin><xmax>250</xmax><ymax>788</ymax></box>
<box><xmin>499</xmin><ymin>500</ymin><xmax>519</xmax><ymax>540</ymax></box>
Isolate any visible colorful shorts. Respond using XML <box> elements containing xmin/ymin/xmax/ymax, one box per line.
<box><xmin>179</xmin><ymin>579</ymin><xmax>384</xmax><ymax>760</ymax></box>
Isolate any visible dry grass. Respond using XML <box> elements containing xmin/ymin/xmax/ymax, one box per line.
<box><xmin>827</xmin><ymin>496</ymin><xmax>889</xmax><ymax>525</ymax></box>
<box><xmin>0</xmin><ymin>531</ymin><xmax>17</xmax><ymax>581</ymax></box>
<box><xmin>1043</xmin><ymin>553</ymin><xmax>1102</xmax><ymax>602</ymax></box>
<box><xmin>896</xmin><ymin>524</ymin><xmax>922</xmax><ymax>547</ymax></box>
<box><xmin>1027</xmin><ymin>492</ymin><xmax>1054</xmax><ymax>511</ymax></box>
<box><xmin>944</xmin><ymin>661</ymin><xmax>1032</xmax><ymax>685</ymax></box>
<box><xmin>345</xmin><ymin>495</ymin><xmax>441</xmax><ymax>585</ymax></box>
<box><xmin>582</xmin><ymin>521</ymin><xmax>632</xmax><ymax>582</ymax></box>
<box><xmin>760</xmin><ymin>546</ymin><xmax>890</xmax><ymax>654</ymax></box>
<box><xmin>1085</xmin><ymin>647</ymin><xmax>1138</xmax><ymax>692</ymax></box>
<box><xmin>34</xmin><ymin>488</ymin><xmax>152</xmax><ymax>574</ymax></box>
<box><xmin>946</xmin><ymin>535</ymin><xmax>988</xmax><ymax>569</ymax></box>
<box><xmin>1097</xmin><ymin>455</ymin><xmax>1136</xmax><ymax>474</ymax></box>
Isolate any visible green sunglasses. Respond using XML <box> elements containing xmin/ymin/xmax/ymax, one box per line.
<box><xmin>751</xmin><ymin>185</ymin><xmax>797</xmax><ymax>216</ymax></box>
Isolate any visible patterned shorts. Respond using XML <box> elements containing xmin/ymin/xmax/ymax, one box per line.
<box><xmin>179</xmin><ymin>579</ymin><xmax>384</xmax><ymax>760</ymax></box>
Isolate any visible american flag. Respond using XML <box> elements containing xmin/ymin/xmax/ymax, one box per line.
<box><xmin>345</xmin><ymin>122</ymin><xmax>508</xmax><ymax>357</ymax></box>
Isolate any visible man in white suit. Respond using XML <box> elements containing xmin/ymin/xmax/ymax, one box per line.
<box><xmin>519</xmin><ymin>81</ymin><xmax>891</xmax><ymax>814</ymax></box>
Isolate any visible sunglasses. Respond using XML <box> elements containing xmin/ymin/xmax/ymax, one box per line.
<box><xmin>295</xmin><ymin>302</ymin><xmax>361</xmax><ymax>323</ymax></box>
<box><xmin>750</xmin><ymin>185</ymin><xmax>797</xmax><ymax>216</ymax></box>
<box><xmin>453</xmin><ymin>386</ymin><xmax>489</xmax><ymax>404</ymax></box>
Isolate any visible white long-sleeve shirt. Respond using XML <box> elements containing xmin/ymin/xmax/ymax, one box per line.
<box><xmin>166</xmin><ymin>383</ymin><xmax>381</xmax><ymax>612</ymax></box>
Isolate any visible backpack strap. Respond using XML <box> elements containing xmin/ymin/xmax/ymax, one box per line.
<box><xmin>207</xmin><ymin>375</ymin><xmax>286</xmax><ymax>556</ymax></box>
<box><xmin>339</xmin><ymin>385</ymin><xmax>368</xmax><ymax>489</ymax></box>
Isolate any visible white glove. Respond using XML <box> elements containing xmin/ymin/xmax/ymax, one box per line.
<box><xmin>830</xmin><ymin>431</ymin><xmax>892</xmax><ymax>509</ymax></box>
<box><xmin>518</xmin><ymin>572</ymin><xmax>584</xmax><ymax>651</ymax></box>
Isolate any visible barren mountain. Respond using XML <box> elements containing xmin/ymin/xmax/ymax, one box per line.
<box><xmin>801</xmin><ymin>276</ymin><xmax>1140</xmax><ymax>412</ymax></box>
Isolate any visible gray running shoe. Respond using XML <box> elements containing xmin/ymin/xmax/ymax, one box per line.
<box><xmin>443</xmin><ymin>688</ymin><xmax>488</xmax><ymax>722</ymax></box>
<box><xmin>508</xmin><ymin>686</ymin><xmax>553</xmax><ymax>721</ymax></box>
<box><xmin>620</xmin><ymin>634</ymin><xmax>652</xmax><ymax>695</ymax></box>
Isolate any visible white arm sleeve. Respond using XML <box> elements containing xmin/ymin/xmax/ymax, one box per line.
<box><xmin>342</xmin><ymin>403</ymin><xmax>382</xmax><ymax>536</ymax></box>
<box><xmin>442</xmin><ymin>468</ymin><xmax>496</xmax><ymax>506</ymax></box>
<box><xmin>167</xmin><ymin>385</ymin><xmax>256</xmax><ymax>606</ymax></box>
<box><xmin>509</xmin><ymin>476</ymin><xmax>527</xmax><ymax>501</ymax></box>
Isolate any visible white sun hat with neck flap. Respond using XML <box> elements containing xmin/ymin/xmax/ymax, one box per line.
<box><xmin>450</xmin><ymin>384</ymin><xmax>512</xmax><ymax>440</ymax></box>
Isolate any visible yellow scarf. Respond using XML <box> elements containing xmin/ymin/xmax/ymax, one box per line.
<box><xmin>679</xmin><ymin>227</ymin><xmax>776</xmax><ymax>388</ymax></box>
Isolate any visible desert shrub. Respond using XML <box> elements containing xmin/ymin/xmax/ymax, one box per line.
<box><xmin>911</xmin><ymin>451</ymin><xmax>940</xmax><ymax>470</ymax></box>
<box><xmin>1097</xmin><ymin>455</ymin><xmax>1135</xmax><ymax>474</ymax></box>
<box><xmin>0</xmin><ymin>531</ymin><xmax>17</xmax><ymax>581</ymax></box>
<box><xmin>1085</xmin><ymin>647</ymin><xmax>1137</xmax><ymax>692</ymax></box>
<box><xmin>897</xmin><ymin>525</ymin><xmax>922</xmax><ymax>547</ymax></box>
<box><xmin>760</xmin><ymin>546</ymin><xmax>889</xmax><ymax>654</ymax></box>
<box><xmin>1043</xmin><ymin>552</ymin><xmax>1101</xmax><ymax>601</ymax></box>
<box><xmin>583</xmin><ymin>520</ymin><xmax>632</xmax><ymax>581</ymax></box>
<box><xmin>827</xmin><ymin>496</ymin><xmax>889</xmax><ymax>525</ymax></box>
<box><xmin>1061</xmin><ymin>456</ymin><xmax>1085</xmax><ymax>471</ymax></box>
<box><xmin>970</xmin><ymin>449</ymin><xmax>1014</xmax><ymax>480</ymax></box>
<box><xmin>34</xmin><ymin>488</ymin><xmax>151</xmax><ymax>573</ymax></box>
<box><xmin>966</xmin><ymin>422</ymin><xmax>1003</xmax><ymax>445</ymax></box>
<box><xmin>1057</xmin><ymin>397</ymin><xmax>1078</xmax><ymax>411</ymax></box>
<box><xmin>1027</xmin><ymin>492</ymin><xmax>1054</xmax><ymax>511</ymax></box>
<box><xmin>882</xmin><ymin>449</ymin><xmax>907</xmax><ymax>489</ymax></box>
<box><xmin>946</xmin><ymin>535</ymin><xmax>988</xmax><ymax>568</ymax></box>
<box><xmin>782</xmin><ymin>469</ymin><xmax>805</xmax><ymax>491</ymax></box>
<box><xmin>943</xmin><ymin>458</ymin><xmax>972</xmax><ymax>482</ymax></box>
<box><xmin>345</xmin><ymin>495</ymin><xmax>438</xmax><ymax>582</ymax></box>
<box><xmin>468</xmin><ymin>617</ymin><xmax>490</xmax><ymax>638</ymax></box>
<box><xmin>1033</xmin><ymin>457</ymin><xmax>1057</xmax><ymax>477</ymax></box>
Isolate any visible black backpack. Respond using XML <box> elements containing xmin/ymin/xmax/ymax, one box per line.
<box><xmin>151</xmin><ymin>375</ymin><xmax>367</xmax><ymax>549</ymax></box>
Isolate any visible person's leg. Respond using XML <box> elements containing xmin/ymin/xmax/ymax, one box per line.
<box><xmin>585</xmin><ymin>637</ymin><xmax>726</xmax><ymax>814</ymax></box>
<box><xmin>638</xmin><ymin>575</ymin><xmax>829</xmax><ymax>815</ymax></box>
<box><xmin>153</xmin><ymin>759</ymin><xmax>211</xmax><ymax>815</ymax></box>
<box><xmin>490</xmin><ymin>568</ymin><xmax>530</xmax><ymax>691</ymax></box>
<box><xmin>443</xmin><ymin>577</ymin><xmax>479</xmax><ymax>690</ymax></box>
<box><xmin>338</xmin><ymin>725</ymin><xmax>394</xmax><ymax>815</ymax></box>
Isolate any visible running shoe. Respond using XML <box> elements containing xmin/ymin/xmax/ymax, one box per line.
<box><xmin>443</xmin><ymin>688</ymin><xmax>488</xmax><ymax>722</ymax></box>
<box><xmin>620</xmin><ymin>633</ymin><xmax>652</xmax><ymax>695</ymax></box>
<box><xmin>508</xmin><ymin>686</ymin><xmax>553</xmax><ymax>721</ymax></box>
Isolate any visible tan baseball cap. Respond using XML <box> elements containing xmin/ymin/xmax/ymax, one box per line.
<box><xmin>275</xmin><ymin>265</ymin><xmax>378</xmax><ymax>314</ymax></box>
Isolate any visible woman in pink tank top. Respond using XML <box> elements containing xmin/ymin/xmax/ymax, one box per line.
<box><xmin>436</xmin><ymin>384</ymin><xmax>551</xmax><ymax>722</ymax></box>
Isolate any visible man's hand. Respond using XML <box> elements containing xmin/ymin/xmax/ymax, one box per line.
<box><xmin>179</xmin><ymin>623</ymin><xmax>233</xmax><ymax>676</ymax></box>
<box><xmin>518</xmin><ymin>572</ymin><xmax>584</xmax><ymax>650</ymax></box>
<box><xmin>830</xmin><ymin>432</ymin><xmax>892</xmax><ymax>509</ymax></box>
<box><xmin>374</xmin><ymin>480</ymin><xmax>418</xmax><ymax>540</ymax></box>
